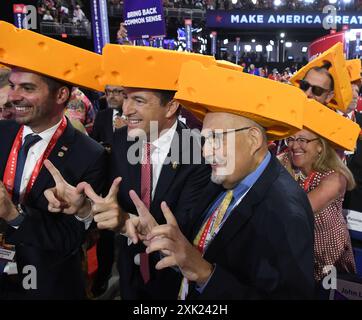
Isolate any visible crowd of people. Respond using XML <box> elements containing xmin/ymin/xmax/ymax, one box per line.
<box><xmin>162</xmin><ymin>0</ymin><xmax>361</xmax><ymax>11</ymax></box>
<box><xmin>37</xmin><ymin>0</ymin><xmax>88</xmax><ymax>25</ymax></box>
<box><xmin>0</xmin><ymin>19</ymin><xmax>361</xmax><ymax>301</ymax></box>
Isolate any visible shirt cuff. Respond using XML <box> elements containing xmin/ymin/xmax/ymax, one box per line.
<box><xmin>75</xmin><ymin>211</ymin><xmax>93</xmax><ymax>230</ymax></box>
<box><xmin>195</xmin><ymin>264</ymin><xmax>216</xmax><ymax>294</ymax></box>
<box><xmin>7</xmin><ymin>205</ymin><xmax>26</xmax><ymax>228</ymax></box>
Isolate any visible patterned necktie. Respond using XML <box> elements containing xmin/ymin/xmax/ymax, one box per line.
<box><xmin>113</xmin><ymin>111</ymin><xmax>124</xmax><ymax>131</ymax></box>
<box><xmin>13</xmin><ymin>134</ymin><xmax>42</xmax><ymax>204</ymax></box>
<box><xmin>140</xmin><ymin>142</ymin><xmax>152</xmax><ymax>284</ymax></box>
<box><xmin>193</xmin><ymin>190</ymin><xmax>234</xmax><ymax>253</ymax></box>
<box><xmin>178</xmin><ymin>190</ymin><xmax>234</xmax><ymax>300</ymax></box>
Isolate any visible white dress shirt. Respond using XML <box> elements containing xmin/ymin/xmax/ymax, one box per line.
<box><xmin>19</xmin><ymin>120</ymin><xmax>62</xmax><ymax>202</ymax></box>
<box><xmin>148</xmin><ymin>120</ymin><xmax>177</xmax><ymax>199</ymax></box>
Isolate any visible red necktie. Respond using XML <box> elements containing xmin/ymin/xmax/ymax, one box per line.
<box><xmin>140</xmin><ymin>142</ymin><xmax>152</xmax><ymax>283</ymax></box>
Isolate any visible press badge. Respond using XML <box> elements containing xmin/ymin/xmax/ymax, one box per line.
<box><xmin>0</xmin><ymin>233</ymin><xmax>15</xmax><ymax>262</ymax></box>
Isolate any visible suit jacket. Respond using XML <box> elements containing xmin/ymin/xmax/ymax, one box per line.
<box><xmin>0</xmin><ymin>119</ymin><xmax>107</xmax><ymax>300</ymax></box>
<box><xmin>90</xmin><ymin>108</ymin><xmax>115</xmax><ymax>146</ymax></box>
<box><xmin>187</xmin><ymin>155</ymin><xmax>315</xmax><ymax>300</ymax></box>
<box><xmin>109</xmin><ymin>121</ymin><xmax>211</xmax><ymax>299</ymax></box>
<box><xmin>344</xmin><ymin>112</ymin><xmax>362</xmax><ymax>213</ymax></box>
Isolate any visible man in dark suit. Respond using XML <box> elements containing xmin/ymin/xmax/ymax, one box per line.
<box><xmin>0</xmin><ymin>21</ymin><xmax>107</xmax><ymax>299</ymax></box>
<box><xmin>143</xmin><ymin>60</ymin><xmax>315</xmax><ymax>299</ymax></box>
<box><xmin>56</xmin><ymin>87</ymin><xmax>210</xmax><ymax>300</ymax></box>
<box><xmin>45</xmin><ymin>45</ymin><xmax>213</xmax><ymax>299</ymax></box>
<box><xmin>0</xmin><ymin>69</ymin><xmax>106</xmax><ymax>299</ymax></box>
<box><xmin>90</xmin><ymin>84</ymin><xmax>125</xmax><ymax>297</ymax></box>
<box><xmin>91</xmin><ymin>85</ymin><xmax>126</xmax><ymax>147</ymax></box>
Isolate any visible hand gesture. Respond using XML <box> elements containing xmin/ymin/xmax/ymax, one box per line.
<box><xmin>146</xmin><ymin>202</ymin><xmax>213</xmax><ymax>284</ymax></box>
<box><xmin>43</xmin><ymin>159</ymin><xmax>88</xmax><ymax>215</ymax></box>
<box><xmin>125</xmin><ymin>190</ymin><xmax>158</xmax><ymax>245</ymax></box>
<box><xmin>83</xmin><ymin>177</ymin><xmax>124</xmax><ymax>230</ymax></box>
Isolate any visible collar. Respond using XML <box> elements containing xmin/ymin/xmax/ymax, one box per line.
<box><xmin>22</xmin><ymin>118</ymin><xmax>63</xmax><ymax>144</ymax></box>
<box><xmin>151</xmin><ymin>120</ymin><xmax>178</xmax><ymax>152</ymax></box>
<box><xmin>231</xmin><ymin>151</ymin><xmax>271</xmax><ymax>200</ymax></box>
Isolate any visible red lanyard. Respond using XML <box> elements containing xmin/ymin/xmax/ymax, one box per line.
<box><xmin>3</xmin><ymin>116</ymin><xmax>67</xmax><ymax>199</ymax></box>
<box><xmin>303</xmin><ymin>171</ymin><xmax>316</xmax><ymax>192</ymax></box>
<box><xmin>196</xmin><ymin>213</ymin><xmax>214</xmax><ymax>253</ymax></box>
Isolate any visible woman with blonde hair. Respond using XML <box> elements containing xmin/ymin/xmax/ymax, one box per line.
<box><xmin>279</xmin><ymin>128</ymin><xmax>356</xmax><ymax>283</ymax></box>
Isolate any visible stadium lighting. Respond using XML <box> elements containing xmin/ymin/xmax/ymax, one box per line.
<box><xmin>252</xmin><ymin>0</ymin><xmax>257</xmax><ymax>4</ymax></box>
<box><xmin>232</xmin><ymin>0</ymin><xmax>238</xmax><ymax>4</ymax></box>
<box><xmin>251</xmin><ymin>39</ymin><xmax>256</xmax><ymax>43</ymax></box>
<box><xmin>266</xmin><ymin>45</ymin><xmax>273</xmax><ymax>52</ymax></box>
<box><xmin>328</xmin><ymin>0</ymin><xmax>337</xmax><ymax>3</ymax></box>
<box><xmin>270</xmin><ymin>40</ymin><xmax>275</xmax><ymax>45</ymax></box>
<box><xmin>244</xmin><ymin>45</ymin><xmax>252</xmax><ymax>52</ymax></box>
<box><xmin>301</xmin><ymin>46</ymin><xmax>308</xmax><ymax>53</ymax></box>
<box><xmin>274</xmin><ymin>0</ymin><xmax>282</xmax><ymax>6</ymax></box>
<box><xmin>256</xmin><ymin>45</ymin><xmax>263</xmax><ymax>52</ymax></box>
<box><xmin>285</xmin><ymin>42</ymin><xmax>292</xmax><ymax>48</ymax></box>
<box><xmin>280</xmin><ymin>32</ymin><xmax>285</xmax><ymax>38</ymax></box>
<box><xmin>280</xmin><ymin>39</ymin><xmax>284</xmax><ymax>43</ymax></box>
<box><xmin>343</xmin><ymin>0</ymin><xmax>352</xmax><ymax>3</ymax></box>
<box><xmin>223</xmin><ymin>39</ymin><xmax>229</xmax><ymax>44</ymax></box>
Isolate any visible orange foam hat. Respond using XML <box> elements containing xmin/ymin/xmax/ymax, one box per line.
<box><xmin>0</xmin><ymin>21</ymin><xmax>103</xmax><ymax>91</ymax></box>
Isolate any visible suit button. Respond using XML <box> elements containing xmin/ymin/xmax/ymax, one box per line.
<box><xmin>134</xmin><ymin>253</ymin><xmax>140</xmax><ymax>266</ymax></box>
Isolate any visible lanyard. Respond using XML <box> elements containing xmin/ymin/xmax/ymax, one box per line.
<box><xmin>3</xmin><ymin>116</ymin><xmax>67</xmax><ymax>199</ymax></box>
<box><xmin>303</xmin><ymin>171</ymin><xmax>316</xmax><ymax>192</ymax></box>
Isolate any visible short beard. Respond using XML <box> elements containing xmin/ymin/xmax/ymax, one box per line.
<box><xmin>210</xmin><ymin>172</ymin><xmax>226</xmax><ymax>185</ymax></box>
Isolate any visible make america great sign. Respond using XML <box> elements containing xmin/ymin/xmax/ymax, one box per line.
<box><xmin>207</xmin><ymin>10</ymin><xmax>362</xmax><ymax>29</ymax></box>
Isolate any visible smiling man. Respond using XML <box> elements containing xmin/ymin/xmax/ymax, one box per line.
<box><xmin>0</xmin><ymin>21</ymin><xmax>106</xmax><ymax>299</ymax></box>
<box><xmin>44</xmin><ymin>45</ymin><xmax>217</xmax><ymax>299</ymax></box>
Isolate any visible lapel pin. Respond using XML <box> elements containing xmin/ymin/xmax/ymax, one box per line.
<box><xmin>172</xmin><ymin>161</ymin><xmax>178</xmax><ymax>170</ymax></box>
<box><xmin>58</xmin><ymin>151</ymin><xmax>64</xmax><ymax>158</ymax></box>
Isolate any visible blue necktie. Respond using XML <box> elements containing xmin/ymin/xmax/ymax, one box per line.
<box><xmin>12</xmin><ymin>134</ymin><xmax>42</xmax><ymax>204</ymax></box>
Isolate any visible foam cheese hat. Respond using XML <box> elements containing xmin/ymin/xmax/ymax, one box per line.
<box><xmin>102</xmin><ymin>44</ymin><xmax>216</xmax><ymax>90</ymax></box>
<box><xmin>216</xmin><ymin>60</ymin><xmax>244</xmax><ymax>72</ymax></box>
<box><xmin>175</xmin><ymin>60</ymin><xmax>306</xmax><ymax>141</ymax></box>
<box><xmin>346</xmin><ymin>59</ymin><xmax>361</xmax><ymax>83</ymax></box>
<box><xmin>0</xmin><ymin>21</ymin><xmax>103</xmax><ymax>92</ymax></box>
<box><xmin>290</xmin><ymin>42</ymin><xmax>352</xmax><ymax>112</ymax></box>
<box><xmin>303</xmin><ymin>99</ymin><xmax>359</xmax><ymax>151</ymax></box>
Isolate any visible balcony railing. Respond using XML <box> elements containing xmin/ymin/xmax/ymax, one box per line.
<box><xmin>39</xmin><ymin>21</ymin><xmax>92</xmax><ymax>38</ymax></box>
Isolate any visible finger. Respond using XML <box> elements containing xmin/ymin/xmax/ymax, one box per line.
<box><xmin>146</xmin><ymin>237</ymin><xmax>173</xmax><ymax>255</ymax></box>
<box><xmin>84</xmin><ymin>183</ymin><xmax>103</xmax><ymax>203</ymax></box>
<box><xmin>44</xmin><ymin>159</ymin><xmax>65</xmax><ymax>185</ymax></box>
<box><xmin>125</xmin><ymin>218</ymin><xmax>139</xmax><ymax>245</ymax></box>
<box><xmin>97</xmin><ymin>217</ymin><xmax>118</xmax><ymax>230</ymax></box>
<box><xmin>75</xmin><ymin>181</ymin><xmax>88</xmax><ymax>195</ymax></box>
<box><xmin>92</xmin><ymin>200</ymin><xmax>121</xmax><ymax>217</ymax></box>
<box><xmin>93</xmin><ymin>211</ymin><xmax>118</xmax><ymax>223</ymax></box>
<box><xmin>129</xmin><ymin>190</ymin><xmax>152</xmax><ymax>219</ymax></box>
<box><xmin>155</xmin><ymin>255</ymin><xmax>177</xmax><ymax>270</ymax></box>
<box><xmin>146</xmin><ymin>224</ymin><xmax>174</xmax><ymax>242</ymax></box>
<box><xmin>160</xmin><ymin>201</ymin><xmax>178</xmax><ymax>226</ymax></box>
<box><xmin>106</xmin><ymin>177</ymin><xmax>122</xmax><ymax>200</ymax></box>
<box><xmin>48</xmin><ymin>204</ymin><xmax>63</xmax><ymax>213</ymax></box>
<box><xmin>44</xmin><ymin>188</ymin><xmax>61</xmax><ymax>207</ymax></box>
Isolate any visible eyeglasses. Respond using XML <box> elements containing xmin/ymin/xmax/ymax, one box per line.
<box><xmin>284</xmin><ymin>137</ymin><xmax>319</xmax><ymax>148</ymax></box>
<box><xmin>203</xmin><ymin>127</ymin><xmax>251</xmax><ymax>150</ymax></box>
<box><xmin>105</xmin><ymin>88</ymin><xmax>123</xmax><ymax>96</ymax></box>
<box><xmin>299</xmin><ymin>79</ymin><xmax>330</xmax><ymax>97</ymax></box>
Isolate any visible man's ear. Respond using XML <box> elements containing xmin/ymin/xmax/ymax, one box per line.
<box><xmin>247</xmin><ymin>127</ymin><xmax>264</xmax><ymax>155</ymax></box>
<box><xmin>165</xmin><ymin>100</ymin><xmax>180</xmax><ymax>119</ymax></box>
<box><xmin>56</xmin><ymin>86</ymin><xmax>71</xmax><ymax>105</ymax></box>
